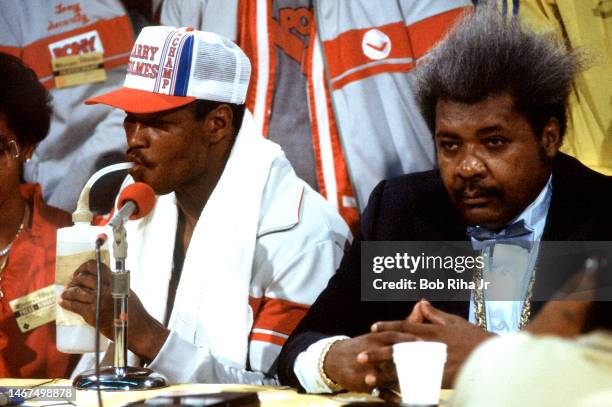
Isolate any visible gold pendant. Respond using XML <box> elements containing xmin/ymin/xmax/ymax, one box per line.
<box><xmin>473</xmin><ymin>262</ymin><xmax>536</xmax><ymax>331</ymax></box>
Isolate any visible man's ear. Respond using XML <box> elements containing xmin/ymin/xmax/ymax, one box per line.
<box><xmin>204</xmin><ymin>104</ymin><xmax>233</xmax><ymax>144</ymax></box>
<box><xmin>540</xmin><ymin>118</ymin><xmax>561</xmax><ymax>160</ymax></box>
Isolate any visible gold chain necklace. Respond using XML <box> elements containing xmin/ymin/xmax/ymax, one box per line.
<box><xmin>473</xmin><ymin>259</ymin><xmax>536</xmax><ymax>331</ymax></box>
<box><xmin>0</xmin><ymin>204</ymin><xmax>30</xmax><ymax>299</ymax></box>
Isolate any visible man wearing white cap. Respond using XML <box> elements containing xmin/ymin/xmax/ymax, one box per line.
<box><xmin>59</xmin><ymin>26</ymin><xmax>350</xmax><ymax>384</ymax></box>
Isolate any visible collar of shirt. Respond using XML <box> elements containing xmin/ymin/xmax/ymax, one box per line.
<box><xmin>508</xmin><ymin>175</ymin><xmax>553</xmax><ymax>242</ymax></box>
<box><xmin>467</xmin><ymin>175</ymin><xmax>553</xmax><ymax>243</ymax></box>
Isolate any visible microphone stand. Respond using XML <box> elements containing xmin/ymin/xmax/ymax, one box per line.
<box><xmin>73</xmin><ymin>217</ymin><xmax>167</xmax><ymax>391</ymax></box>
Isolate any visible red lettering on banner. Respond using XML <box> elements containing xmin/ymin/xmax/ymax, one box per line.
<box><xmin>131</xmin><ymin>44</ymin><xmax>141</xmax><ymax>59</ymax></box>
<box><xmin>161</xmin><ymin>78</ymin><xmax>170</xmax><ymax>89</ymax></box>
<box><xmin>168</xmin><ymin>46</ymin><xmax>176</xmax><ymax>58</ymax></box>
<box><xmin>144</xmin><ymin>63</ymin><xmax>152</xmax><ymax>77</ymax></box>
<box><xmin>52</xmin><ymin>35</ymin><xmax>96</xmax><ymax>57</ymax></box>
<box><xmin>49</xmin><ymin>2</ymin><xmax>90</xmax><ymax>30</ymax></box>
<box><xmin>127</xmin><ymin>60</ymin><xmax>158</xmax><ymax>79</ymax></box>
<box><xmin>135</xmin><ymin>61</ymin><xmax>146</xmax><ymax>75</ymax></box>
<box><xmin>55</xmin><ymin>2</ymin><xmax>82</xmax><ymax>15</ymax></box>
<box><xmin>270</xmin><ymin>7</ymin><xmax>312</xmax><ymax>71</ymax></box>
<box><xmin>280</xmin><ymin>7</ymin><xmax>311</xmax><ymax>36</ymax></box>
<box><xmin>149</xmin><ymin>46</ymin><xmax>159</xmax><ymax>61</ymax></box>
<box><xmin>131</xmin><ymin>43</ymin><xmax>162</xmax><ymax>61</ymax></box>
<box><xmin>84</xmin><ymin>36</ymin><xmax>95</xmax><ymax>52</ymax></box>
<box><xmin>163</xmin><ymin>68</ymin><xmax>172</xmax><ymax>79</ymax></box>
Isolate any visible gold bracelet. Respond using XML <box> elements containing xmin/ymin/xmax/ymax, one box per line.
<box><xmin>317</xmin><ymin>338</ymin><xmax>346</xmax><ymax>393</ymax></box>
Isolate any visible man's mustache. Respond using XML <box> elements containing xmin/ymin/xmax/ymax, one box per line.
<box><xmin>451</xmin><ymin>181</ymin><xmax>502</xmax><ymax>201</ymax></box>
<box><xmin>127</xmin><ymin>149</ymin><xmax>152</xmax><ymax>167</ymax></box>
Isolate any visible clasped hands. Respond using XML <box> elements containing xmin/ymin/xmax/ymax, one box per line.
<box><xmin>323</xmin><ymin>300</ymin><xmax>493</xmax><ymax>395</ymax></box>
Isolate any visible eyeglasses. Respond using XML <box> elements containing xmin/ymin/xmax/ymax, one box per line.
<box><xmin>0</xmin><ymin>139</ymin><xmax>20</xmax><ymax>161</ymax></box>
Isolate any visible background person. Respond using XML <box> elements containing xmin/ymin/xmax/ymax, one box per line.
<box><xmin>0</xmin><ymin>52</ymin><xmax>78</xmax><ymax>378</ymax></box>
<box><xmin>453</xmin><ymin>259</ymin><xmax>612</xmax><ymax>407</ymax></box>
<box><xmin>0</xmin><ymin>0</ymin><xmax>135</xmax><ymax>213</ymax></box>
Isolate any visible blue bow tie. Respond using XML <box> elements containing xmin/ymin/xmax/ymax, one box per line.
<box><xmin>467</xmin><ymin>220</ymin><xmax>534</xmax><ymax>251</ymax></box>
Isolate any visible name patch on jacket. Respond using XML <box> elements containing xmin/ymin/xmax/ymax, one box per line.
<box><xmin>48</xmin><ymin>30</ymin><xmax>107</xmax><ymax>88</ymax></box>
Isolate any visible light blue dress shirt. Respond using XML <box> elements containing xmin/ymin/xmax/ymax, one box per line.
<box><xmin>468</xmin><ymin>176</ymin><xmax>553</xmax><ymax>333</ymax></box>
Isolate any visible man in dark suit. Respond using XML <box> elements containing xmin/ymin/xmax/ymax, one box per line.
<box><xmin>278</xmin><ymin>7</ymin><xmax>612</xmax><ymax>394</ymax></box>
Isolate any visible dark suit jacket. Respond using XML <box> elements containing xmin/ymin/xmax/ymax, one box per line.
<box><xmin>278</xmin><ymin>153</ymin><xmax>612</xmax><ymax>387</ymax></box>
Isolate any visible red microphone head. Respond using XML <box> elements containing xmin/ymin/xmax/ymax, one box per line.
<box><xmin>117</xmin><ymin>182</ymin><xmax>156</xmax><ymax>220</ymax></box>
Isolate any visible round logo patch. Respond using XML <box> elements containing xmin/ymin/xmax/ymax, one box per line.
<box><xmin>362</xmin><ymin>29</ymin><xmax>391</xmax><ymax>60</ymax></box>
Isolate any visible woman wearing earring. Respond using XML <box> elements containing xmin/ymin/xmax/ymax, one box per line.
<box><xmin>0</xmin><ymin>52</ymin><xmax>78</xmax><ymax>378</ymax></box>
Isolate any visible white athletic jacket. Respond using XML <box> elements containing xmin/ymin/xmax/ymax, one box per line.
<box><xmin>73</xmin><ymin>112</ymin><xmax>351</xmax><ymax>384</ymax></box>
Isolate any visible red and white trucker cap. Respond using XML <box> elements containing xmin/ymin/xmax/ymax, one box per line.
<box><xmin>85</xmin><ymin>26</ymin><xmax>251</xmax><ymax>113</ymax></box>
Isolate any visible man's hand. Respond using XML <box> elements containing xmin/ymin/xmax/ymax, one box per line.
<box><xmin>323</xmin><ymin>331</ymin><xmax>416</xmax><ymax>393</ymax></box>
<box><xmin>59</xmin><ymin>260</ymin><xmax>169</xmax><ymax>363</ymax></box>
<box><xmin>528</xmin><ymin>256</ymin><xmax>602</xmax><ymax>337</ymax></box>
<box><xmin>372</xmin><ymin>300</ymin><xmax>493</xmax><ymax>387</ymax></box>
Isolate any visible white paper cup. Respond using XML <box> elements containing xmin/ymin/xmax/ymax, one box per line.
<box><xmin>393</xmin><ymin>341</ymin><xmax>447</xmax><ymax>406</ymax></box>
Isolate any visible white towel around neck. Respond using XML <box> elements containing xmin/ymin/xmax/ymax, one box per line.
<box><xmin>126</xmin><ymin>111</ymin><xmax>283</xmax><ymax>369</ymax></box>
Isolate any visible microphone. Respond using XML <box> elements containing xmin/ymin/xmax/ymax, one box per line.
<box><xmin>72</xmin><ymin>180</ymin><xmax>167</xmax><ymax>392</ymax></box>
<box><xmin>108</xmin><ymin>182</ymin><xmax>156</xmax><ymax>230</ymax></box>
<box><xmin>95</xmin><ymin>233</ymin><xmax>108</xmax><ymax>247</ymax></box>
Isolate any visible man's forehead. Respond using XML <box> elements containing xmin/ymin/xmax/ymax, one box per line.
<box><xmin>125</xmin><ymin>102</ymin><xmax>196</xmax><ymax>119</ymax></box>
<box><xmin>437</xmin><ymin>93</ymin><xmax>516</xmax><ymax>113</ymax></box>
<box><xmin>434</xmin><ymin>93</ymin><xmax>518</xmax><ymax>131</ymax></box>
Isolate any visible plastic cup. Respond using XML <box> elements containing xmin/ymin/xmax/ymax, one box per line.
<box><xmin>392</xmin><ymin>341</ymin><xmax>447</xmax><ymax>406</ymax></box>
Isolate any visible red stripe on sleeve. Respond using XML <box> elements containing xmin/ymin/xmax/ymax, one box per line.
<box><xmin>321</xmin><ymin>6</ymin><xmax>471</xmax><ymax>89</ymax></box>
<box><xmin>249</xmin><ymin>296</ymin><xmax>309</xmax><ymax>337</ymax></box>
<box><xmin>323</xmin><ymin>21</ymin><xmax>412</xmax><ymax>81</ymax></box>
<box><xmin>250</xmin><ymin>332</ymin><xmax>286</xmax><ymax>346</ymax></box>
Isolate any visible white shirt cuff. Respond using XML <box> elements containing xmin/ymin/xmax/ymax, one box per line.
<box><xmin>145</xmin><ymin>330</ymin><xmax>203</xmax><ymax>384</ymax></box>
<box><xmin>293</xmin><ymin>335</ymin><xmax>350</xmax><ymax>393</ymax></box>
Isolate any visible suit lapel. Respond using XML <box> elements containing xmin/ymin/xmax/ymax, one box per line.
<box><xmin>535</xmin><ymin>153</ymin><xmax>603</xmax><ymax>317</ymax></box>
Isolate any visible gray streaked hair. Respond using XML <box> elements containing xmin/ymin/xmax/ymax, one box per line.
<box><xmin>415</xmin><ymin>5</ymin><xmax>584</xmax><ymax>141</ymax></box>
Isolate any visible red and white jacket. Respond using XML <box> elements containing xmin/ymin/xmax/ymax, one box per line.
<box><xmin>73</xmin><ymin>112</ymin><xmax>351</xmax><ymax>384</ymax></box>
<box><xmin>237</xmin><ymin>0</ymin><xmax>473</xmax><ymax>232</ymax></box>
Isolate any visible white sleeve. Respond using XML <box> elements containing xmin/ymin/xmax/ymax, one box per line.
<box><xmin>293</xmin><ymin>336</ymin><xmax>350</xmax><ymax>393</ymax></box>
<box><xmin>148</xmin><ymin>185</ymin><xmax>349</xmax><ymax>384</ymax></box>
<box><xmin>146</xmin><ymin>331</ymin><xmax>279</xmax><ymax>385</ymax></box>
<box><xmin>148</xmin><ymin>238</ymin><xmax>346</xmax><ymax>384</ymax></box>
<box><xmin>71</xmin><ymin>332</ymin><xmax>279</xmax><ymax>385</ymax></box>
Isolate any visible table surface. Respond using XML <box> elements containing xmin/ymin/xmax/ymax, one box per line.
<box><xmin>0</xmin><ymin>379</ymin><xmax>453</xmax><ymax>406</ymax></box>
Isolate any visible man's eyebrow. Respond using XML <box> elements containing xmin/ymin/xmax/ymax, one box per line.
<box><xmin>475</xmin><ymin>125</ymin><xmax>504</xmax><ymax>136</ymax></box>
<box><xmin>434</xmin><ymin>131</ymin><xmax>461</xmax><ymax>139</ymax></box>
<box><xmin>125</xmin><ymin>112</ymin><xmax>161</xmax><ymax>121</ymax></box>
